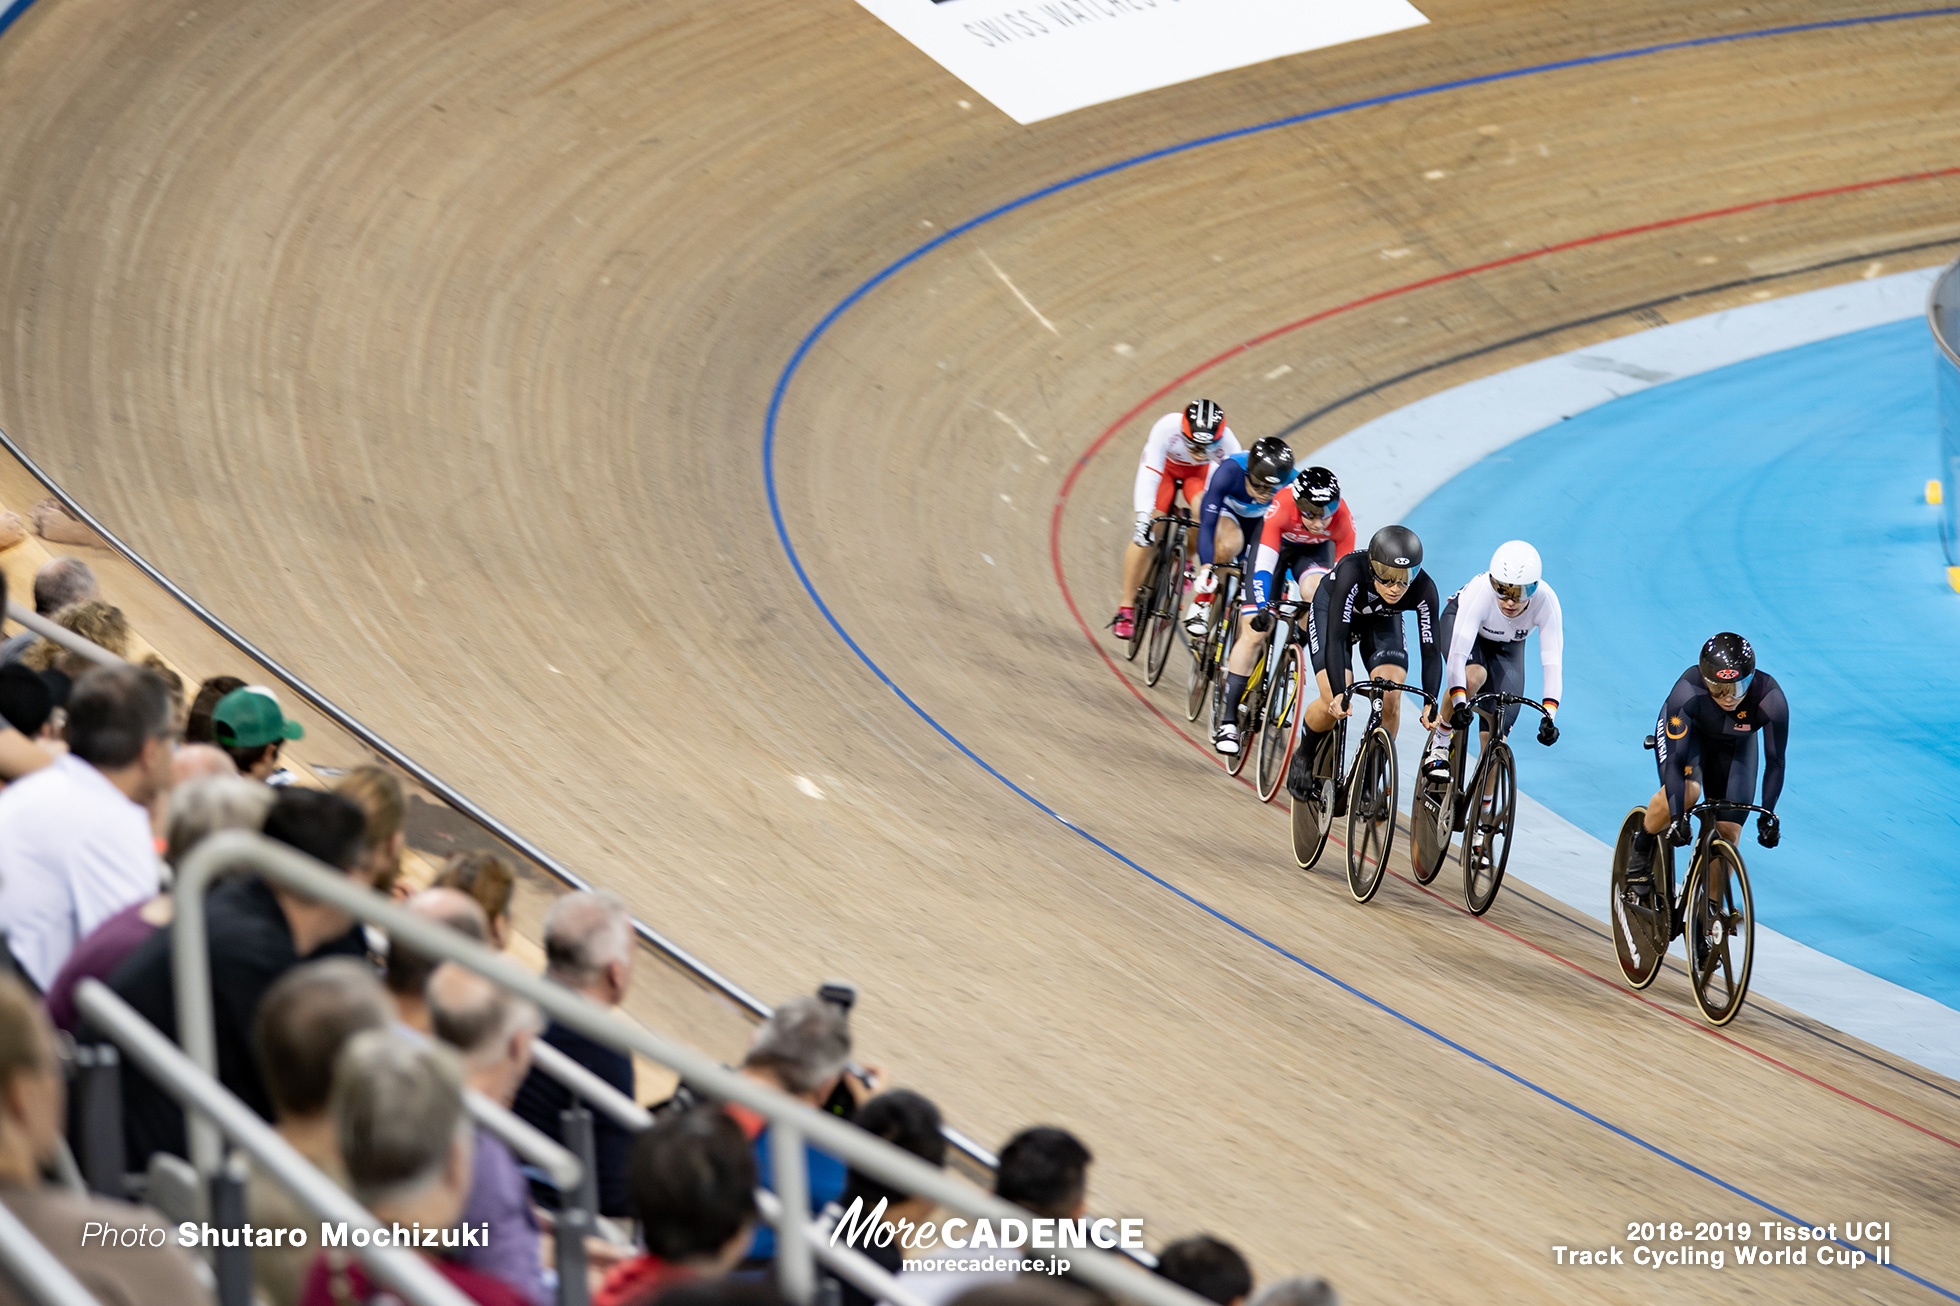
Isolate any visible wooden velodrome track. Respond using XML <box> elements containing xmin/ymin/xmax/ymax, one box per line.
<box><xmin>3</xmin><ymin>0</ymin><xmax>1959</xmax><ymax>1298</ymax></box>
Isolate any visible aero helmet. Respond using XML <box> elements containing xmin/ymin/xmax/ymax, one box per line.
<box><xmin>1293</xmin><ymin>466</ymin><xmax>1340</xmax><ymax>516</ymax></box>
<box><xmin>1368</xmin><ymin>525</ymin><xmax>1422</xmax><ymax>585</ymax></box>
<box><xmin>1488</xmin><ymin>540</ymin><xmax>1542</xmax><ymax>601</ymax></box>
<box><xmin>1246</xmin><ymin>438</ymin><xmax>1295</xmax><ymax>489</ymax></box>
<box><xmin>1182</xmin><ymin>400</ymin><xmax>1226</xmax><ymax>447</ymax></box>
<box><xmin>1699</xmin><ymin>632</ymin><xmax>1755</xmax><ymax>694</ymax></box>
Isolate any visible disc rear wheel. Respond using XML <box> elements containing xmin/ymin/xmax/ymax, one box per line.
<box><xmin>1254</xmin><ymin>645</ymin><xmax>1304</xmax><ymax>803</ymax></box>
<box><xmin>1143</xmin><ymin>536</ymin><xmax>1185</xmax><ymax>686</ymax></box>
<box><xmin>1685</xmin><ymin>841</ymin><xmax>1755</xmax><ymax>1025</ymax></box>
<box><xmin>1345</xmin><ymin>728</ymin><xmax>1398</xmax><ymax>903</ymax></box>
<box><xmin>1290</xmin><ymin>729</ymin><xmax>1336</xmax><ymax>870</ymax></box>
<box><xmin>1609</xmin><ymin>808</ymin><xmax>1668</xmax><ymax>988</ymax></box>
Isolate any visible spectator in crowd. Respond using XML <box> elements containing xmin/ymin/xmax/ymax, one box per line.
<box><xmin>902</xmin><ymin>1126</ymin><xmax>1091</xmax><ymax>1306</ymax></box>
<box><xmin>108</xmin><ymin>786</ymin><xmax>373</xmax><ymax>1166</ymax></box>
<box><xmin>729</xmin><ymin>995</ymin><xmax>881</xmax><ymax>1262</ymax></box>
<box><xmin>0</xmin><ymin>663</ymin><xmax>56</xmax><ymax>742</ymax></box>
<box><xmin>184</xmin><ymin>674</ymin><xmax>246</xmax><ymax>745</ymax></box>
<box><xmin>436</xmin><ymin>850</ymin><xmax>517</xmax><ymax>948</ymax></box>
<box><xmin>0</xmin><ymin>974</ymin><xmax>213</xmax><ymax>1305</ymax></box>
<box><xmin>514</xmin><ymin>891</ymin><xmax>637</xmax><ymax>1218</ymax></box>
<box><xmin>19</xmin><ymin>599</ymin><xmax>131</xmax><ymax>690</ymax></box>
<box><xmin>336</xmin><ymin>764</ymin><xmax>408</xmax><ymax>899</ymax></box>
<box><xmin>151</xmin><ymin>741</ymin><xmax>239</xmax><ymax>844</ymax></box>
<box><xmin>44</xmin><ymin>774</ymin><xmax>272</xmax><ymax>1032</ymax></box>
<box><xmin>0</xmin><ymin>664</ymin><xmax>170</xmax><ymax>990</ymax></box>
<box><xmin>300</xmin><ymin>1031</ymin><xmax>527</xmax><ymax>1306</ymax></box>
<box><xmin>1248</xmin><ymin>1278</ymin><xmax>1337</xmax><ymax>1306</ymax></box>
<box><xmin>1156</xmin><ymin>1237</ymin><xmax>1252</xmax><ymax>1306</ymax></box>
<box><xmin>0</xmin><ymin>574</ymin><xmax>54</xmax><ymax>784</ymax></box>
<box><xmin>0</xmin><ymin>556</ymin><xmax>97</xmax><ymax>666</ymax></box>
<box><xmin>211</xmin><ymin>685</ymin><xmax>304</xmax><ymax>780</ymax></box>
<box><xmin>595</xmin><ymin>1106</ymin><xmax>757</xmax><ymax>1306</ymax></box>
<box><xmin>386</xmin><ymin>888</ymin><xmax>488</xmax><ymax>1035</ymax></box>
<box><xmin>142</xmin><ymin>654</ymin><xmax>186</xmax><ymax>732</ymax></box>
<box><xmin>428</xmin><ymin>963</ymin><xmax>548</xmax><ymax>1305</ymax></box>
<box><xmin>249</xmin><ymin>959</ymin><xmax>393</xmax><ymax>1306</ymax></box>
<box><xmin>824</xmin><ymin>1090</ymin><xmax>945</xmax><ymax>1306</ymax></box>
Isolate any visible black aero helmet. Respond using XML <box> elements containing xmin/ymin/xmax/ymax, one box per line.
<box><xmin>1182</xmin><ymin>399</ymin><xmax>1226</xmax><ymax>445</ymax></box>
<box><xmin>1246</xmin><ymin>437</ymin><xmax>1295</xmax><ymax>488</ymax></box>
<box><xmin>1292</xmin><ymin>465</ymin><xmax>1339</xmax><ymax>514</ymax></box>
<box><xmin>1699</xmin><ymin>632</ymin><xmax>1755</xmax><ymax>693</ymax></box>
<box><xmin>1368</xmin><ymin>524</ymin><xmax>1422</xmax><ymax>585</ymax></box>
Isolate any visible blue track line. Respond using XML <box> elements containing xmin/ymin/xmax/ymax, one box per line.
<box><xmin>761</xmin><ymin>10</ymin><xmax>1960</xmax><ymax>1298</ymax></box>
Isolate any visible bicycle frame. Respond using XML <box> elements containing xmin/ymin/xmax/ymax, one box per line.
<box><xmin>1442</xmin><ymin>692</ymin><xmax>1549</xmax><ymax>828</ymax></box>
<box><xmin>1670</xmin><ymin>800</ymin><xmax>1775</xmax><ymax>922</ymax></box>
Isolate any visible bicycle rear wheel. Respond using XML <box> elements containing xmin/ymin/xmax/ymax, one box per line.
<box><xmin>1254</xmin><ymin>645</ymin><xmax>1305</xmax><ymax>803</ymax></box>
<box><xmin>1410</xmin><ymin>731</ymin><xmax>1460</xmax><ymax>886</ymax></box>
<box><xmin>1609</xmin><ymin>808</ymin><xmax>1669</xmax><ymax>989</ymax></box>
<box><xmin>1144</xmin><ymin>534</ymin><xmax>1186</xmax><ymax>686</ymax></box>
<box><xmin>1223</xmin><ymin>649</ymin><xmax>1260</xmax><ymax>777</ymax></box>
<box><xmin>1685</xmin><ymin>841</ymin><xmax>1755</xmax><ymax>1025</ymax></box>
<box><xmin>1290</xmin><ymin>728</ymin><xmax>1337</xmax><ymax>870</ymax></box>
<box><xmin>1460</xmin><ymin>742</ymin><xmax>1516</xmax><ymax>916</ymax></box>
<box><xmin>1184</xmin><ymin>589</ymin><xmax>1226</xmax><ymax>721</ymax></box>
<box><xmin>1345</xmin><ymin>728</ymin><xmax>1398</xmax><ymax>903</ymax></box>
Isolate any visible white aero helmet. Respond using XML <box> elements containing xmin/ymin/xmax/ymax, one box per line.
<box><xmin>1488</xmin><ymin>540</ymin><xmax>1542</xmax><ymax>599</ymax></box>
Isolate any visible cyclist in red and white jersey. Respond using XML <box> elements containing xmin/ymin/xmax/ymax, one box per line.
<box><xmin>1112</xmin><ymin>400</ymin><xmax>1242</xmax><ymax>640</ymax></box>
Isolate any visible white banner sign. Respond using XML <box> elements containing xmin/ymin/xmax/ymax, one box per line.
<box><xmin>854</xmin><ymin>0</ymin><xmax>1428</xmax><ymax>124</ymax></box>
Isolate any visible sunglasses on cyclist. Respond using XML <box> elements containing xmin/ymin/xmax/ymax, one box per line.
<box><xmin>1490</xmin><ymin>577</ymin><xmax>1539</xmax><ymax>603</ymax></box>
<box><xmin>1371</xmin><ymin>560</ymin><xmax>1416</xmax><ymax>587</ymax></box>
<box><xmin>1704</xmin><ymin>672</ymin><xmax>1753</xmax><ymax>699</ymax></box>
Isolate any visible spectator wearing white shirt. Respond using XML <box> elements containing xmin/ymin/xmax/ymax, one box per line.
<box><xmin>0</xmin><ymin>664</ymin><xmax>171</xmax><ymax>991</ymax></box>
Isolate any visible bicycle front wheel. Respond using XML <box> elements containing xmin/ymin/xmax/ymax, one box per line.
<box><xmin>1685</xmin><ymin>841</ymin><xmax>1755</xmax><ymax>1025</ymax></box>
<box><xmin>1144</xmin><ymin>534</ymin><xmax>1185</xmax><ymax>686</ymax></box>
<box><xmin>1254</xmin><ymin>645</ymin><xmax>1304</xmax><ymax>803</ymax></box>
<box><xmin>1460</xmin><ymin>742</ymin><xmax>1516</xmax><ymax>916</ymax></box>
<box><xmin>1609</xmin><ymin>808</ymin><xmax>1668</xmax><ymax>989</ymax></box>
<box><xmin>1345</xmin><ymin>728</ymin><xmax>1398</xmax><ymax>903</ymax></box>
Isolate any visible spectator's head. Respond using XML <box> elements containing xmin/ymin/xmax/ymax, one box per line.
<box><xmin>426</xmin><ymin>962</ymin><xmax>541</xmax><ymax>1107</ymax></box>
<box><xmin>1157</xmin><ymin>1237</ymin><xmax>1253</xmax><ymax>1306</ymax></box>
<box><xmin>740</xmin><ymin>996</ymin><xmax>849</xmax><ymax>1106</ymax></box>
<box><xmin>64</xmin><ymin>664</ymin><xmax>177</xmax><ymax>804</ymax></box>
<box><xmin>626</xmin><ymin>1106</ymin><xmax>757</xmax><ymax>1269</ymax></box>
<box><xmin>31</xmin><ymin>557</ymin><xmax>96</xmax><ymax>617</ymax></box>
<box><xmin>165</xmin><ymin>774</ymin><xmax>274</xmax><ymax>869</ymax></box>
<box><xmin>211</xmin><ymin>685</ymin><xmax>304</xmax><ymax>779</ymax></box>
<box><xmin>995</xmin><ymin>1127</ymin><xmax>1091</xmax><ymax>1219</ymax></box>
<box><xmin>261</xmin><ymin>788</ymin><xmax>375</xmax><ymax>957</ymax></box>
<box><xmin>334</xmin><ymin>765</ymin><xmax>407</xmax><ymax>899</ymax></box>
<box><xmin>21</xmin><ymin>599</ymin><xmax>129</xmax><ymax>676</ymax></box>
<box><xmin>254</xmin><ymin>959</ymin><xmax>392</xmax><ymax>1126</ymax></box>
<box><xmin>0</xmin><ymin>976</ymin><xmax>63</xmax><ymax>1181</ymax></box>
<box><xmin>1249</xmin><ymin>1278</ymin><xmax>1338</xmax><ymax>1306</ymax></box>
<box><xmin>841</xmin><ymin>1089</ymin><xmax>945</xmax><ymax>1222</ymax></box>
<box><xmin>0</xmin><ymin>664</ymin><xmax>54</xmax><ymax>739</ymax></box>
<box><xmin>332</xmin><ymin>1030</ymin><xmax>474</xmax><ymax>1226</ymax></box>
<box><xmin>184</xmin><ymin>675</ymin><xmax>246</xmax><ymax>745</ymax></box>
<box><xmin>171</xmin><ymin>742</ymin><xmax>237</xmax><ymax>787</ymax></box>
<box><xmin>542</xmin><ymin>890</ymin><xmax>633</xmax><ymax>1005</ymax></box>
<box><xmin>434</xmin><ymin>850</ymin><xmax>516</xmax><ymax>948</ymax></box>
<box><xmin>142</xmin><ymin>655</ymin><xmax>185</xmax><ymax>732</ymax></box>
<box><xmin>385</xmin><ymin>888</ymin><xmax>488</xmax><ymax>1033</ymax></box>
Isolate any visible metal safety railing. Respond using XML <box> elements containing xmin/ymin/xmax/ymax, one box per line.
<box><xmin>168</xmin><ymin>830</ymin><xmax>1210</xmax><ymax>1306</ymax></box>
<box><xmin>75</xmin><ymin>980</ymin><xmax>475</xmax><ymax>1306</ymax></box>
<box><xmin>0</xmin><ymin>425</ymin><xmax>999</xmax><ymax>1174</ymax></box>
<box><xmin>0</xmin><ymin>1197</ymin><xmax>104</xmax><ymax>1306</ymax></box>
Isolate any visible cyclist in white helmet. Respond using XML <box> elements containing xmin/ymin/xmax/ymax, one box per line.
<box><xmin>1424</xmin><ymin>540</ymin><xmax>1563</xmax><ymax>776</ymax></box>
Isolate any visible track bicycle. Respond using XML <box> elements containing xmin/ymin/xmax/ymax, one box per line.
<box><xmin>1609</xmin><ymin>752</ymin><xmax>1765</xmax><ymax>1025</ymax></box>
<box><xmin>1213</xmin><ymin>592</ymin><xmax>1295</xmax><ymax>780</ymax></box>
<box><xmin>1185</xmin><ymin>563</ymin><xmax>1241</xmax><ymax>723</ymax></box>
<box><xmin>1410</xmin><ymin>692</ymin><xmax>1551</xmax><ymax>916</ymax></box>
<box><xmin>1249</xmin><ymin>597</ymin><xmax>1309</xmax><ymax>802</ymax></box>
<box><xmin>1128</xmin><ymin>509</ymin><xmax>1196</xmax><ymax>686</ymax></box>
<box><xmin>1291</xmin><ymin>678</ymin><xmax>1434</xmax><ymax>904</ymax></box>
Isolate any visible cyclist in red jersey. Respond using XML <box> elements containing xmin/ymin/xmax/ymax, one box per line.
<box><xmin>1111</xmin><ymin>400</ymin><xmax>1241</xmax><ymax>640</ymax></box>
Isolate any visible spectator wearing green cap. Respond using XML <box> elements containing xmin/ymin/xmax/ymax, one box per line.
<box><xmin>213</xmin><ymin>685</ymin><xmax>305</xmax><ymax>780</ymax></box>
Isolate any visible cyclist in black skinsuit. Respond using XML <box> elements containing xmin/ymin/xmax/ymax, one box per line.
<box><xmin>1281</xmin><ymin>525</ymin><xmax>1444</xmax><ymax>800</ymax></box>
<box><xmin>1626</xmin><ymin>632</ymin><xmax>1788</xmax><ymax>884</ymax></box>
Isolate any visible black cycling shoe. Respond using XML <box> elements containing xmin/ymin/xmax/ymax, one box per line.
<box><xmin>1624</xmin><ymin>839</ymin><xmax>1654</xmax><ymax>888</ymax></box>
<box><xmin>1286</xmin><ymin>746</ymin><xmax>1314</xmax><ymax>801</ymax></box>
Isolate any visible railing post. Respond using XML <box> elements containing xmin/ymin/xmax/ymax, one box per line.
<box><xmin>555</xmin><ymin>1106</ymin><xmax>596</xmax><ymax>1306</ymax></box>
<box><xmin>68</xmin><ymin>1043</ymin><xmax>124</xmax><ymax>1198</ymax></box>
<box><xmin>208</xmin><ymin>1152</ymin><xmax>253</xmax><ymax>1306</ymax></box>
<box><xmin>769</xmin><ymin>1121</ymin><xmax>814</xmax><ymax>1306</ymax></box>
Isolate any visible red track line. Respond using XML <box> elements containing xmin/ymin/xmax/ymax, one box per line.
<box><xmin>1048</xmin><ymin>166</ymin><xmax>1960</xmax><ymax>1151</ymax></box>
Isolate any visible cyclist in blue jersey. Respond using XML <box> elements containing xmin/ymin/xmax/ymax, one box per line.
<box><xmin>1183</xmin><ymin>437</ymin><xmax>1297</xmax><ymax>638</ymax></box>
